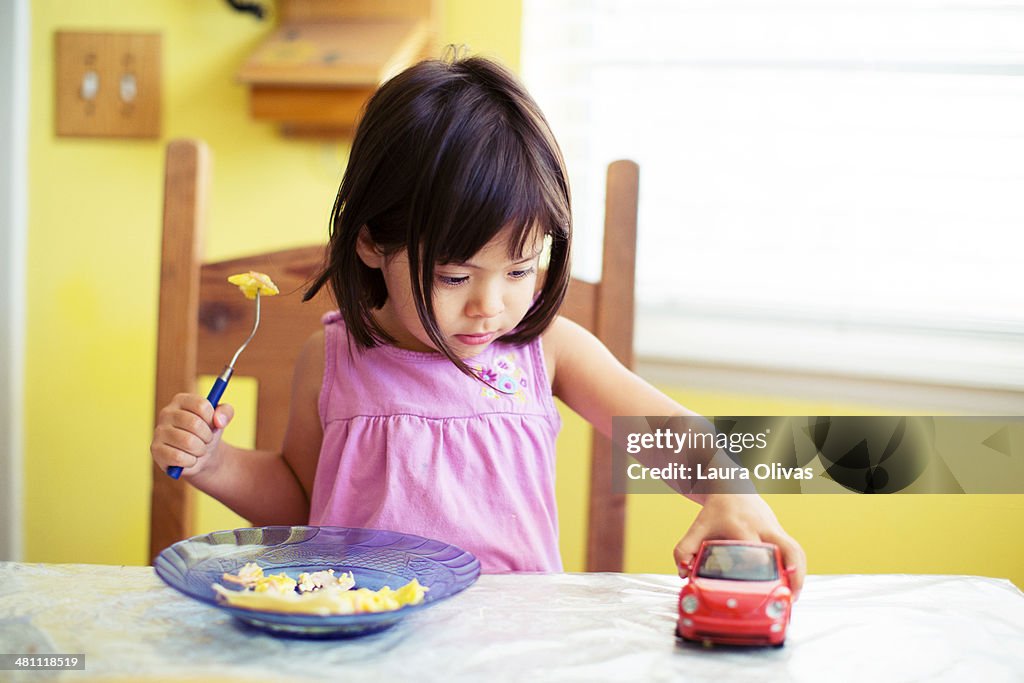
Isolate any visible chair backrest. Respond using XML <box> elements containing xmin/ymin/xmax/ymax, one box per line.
<box><xmin>149</xmin><ymin>139</ymin><xmax>637</xmax><ymax>570</ymax></box>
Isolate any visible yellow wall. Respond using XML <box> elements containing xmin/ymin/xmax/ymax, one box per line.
<box><xmin>566</xmin><ymin>390</ymin><xmax>1024</xmax><ymax>587</ymax></box>
<box><xmin>23</xmin><ymin>1</ymin><xmax>1022</xmax><ymax>589</ymax></box>
<box><xmin>23</xmin><ymin>0</ymin><xmax>521</xmax><ymax>563</ymax></box>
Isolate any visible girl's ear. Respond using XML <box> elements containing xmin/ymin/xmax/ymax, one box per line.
<box><xmin>355</xmin><ymin>227</ymin><xmax>384</xmax><ymax>268</ymax></box>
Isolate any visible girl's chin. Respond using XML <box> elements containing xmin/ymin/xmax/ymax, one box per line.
<box><xmin>390</xmin><ymin>331</ymin><xmax>503</xmax><ymax>358</ymax></box>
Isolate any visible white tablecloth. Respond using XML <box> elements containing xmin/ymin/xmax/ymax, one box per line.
<box><xmin>0</xmin><ymin>563</ymin><xmax>1022</xmax><ymax>682</ymax></box>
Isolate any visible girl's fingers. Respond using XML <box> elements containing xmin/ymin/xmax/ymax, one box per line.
<box><xmin>775</xmin><ymin>535</ymin><xmax>807</xmax><ymax>597</ymax></box>
<box><xmin>213</xmin><ymin>404</ymin><xmax>234</xmax><ymax>430</ymax></box>
<box><xmin>152</xmin><ymin>395</ymin><xmax>228</xmax><ymax>475</ymax></box>
<box><xmin>152</xmin><ymin>441</ymin><xmax>199</xmax><ymax>471</ymax></box>
<box><xmin>672</xmin><ymin>516</ymin><xmax>760</xmax><ymax>577</ymax></box>
<box><xmin>153</xmin><ymin>424</ymin><xmax>207</xmax><ymax>461</ymax></box>
<box><xmin>173</xmin><ymin>393</ymin><xmax>215</xmax><ymax>420</ymax></box>
<box><xmin>168</xmin><ymin>411</ymin><xmax>214</xmax><ymax>443</ymax></box>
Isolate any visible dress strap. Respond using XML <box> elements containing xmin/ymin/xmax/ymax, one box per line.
<box><xmin>321</xmin><ymin>310</ymin><xmax>343</xmax><ymax>326</ymax></box>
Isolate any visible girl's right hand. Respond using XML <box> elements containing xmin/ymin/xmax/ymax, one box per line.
<box><xmin>150</xmin><ymin>393</ymin><xmax>234</xmax><ymax>478</ymax></box>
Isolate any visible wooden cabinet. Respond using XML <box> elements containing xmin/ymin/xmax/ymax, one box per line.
<box><xmin>238</xmin><ymin>0</ymin><xmax>438</xmax><ymax>135</ymax></box>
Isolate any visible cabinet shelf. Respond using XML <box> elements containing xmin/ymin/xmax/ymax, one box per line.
<box><xmin>236</xmin><ymin>3</ymin><xmax>435</xmax><ymax>136</ymax></box>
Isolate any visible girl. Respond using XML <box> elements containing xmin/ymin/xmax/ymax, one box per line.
<box><xmin>151</xmin><ymin>55</ymin><xmax>806</xmax><ymax>589</ymax></box>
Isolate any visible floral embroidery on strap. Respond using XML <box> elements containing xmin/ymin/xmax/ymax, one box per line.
<box><xmin>471</xmin><ymin>353</ymin><xmax>529</xmax><ymax>403</ymax></box>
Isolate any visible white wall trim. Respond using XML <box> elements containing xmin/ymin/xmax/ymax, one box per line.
<box><xmin>638</xmin><ymin>356</ymin><xmax>1024</xmax><ymax>416</ymax></box>
<box><xmin>636</xmin><ymin>307</ymin><xmax>1024</xmax><ymax>395</ymax></box>
<box><xmin>0</xmin><ymin>0</ymin><xmax>28</xmax><ymax>561</ymax></box>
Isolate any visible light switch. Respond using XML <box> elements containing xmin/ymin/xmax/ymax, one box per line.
<box><xmin>55</xmin><ymin>31</ymin><xmax>161</xmax><ymax>139</ymax></box>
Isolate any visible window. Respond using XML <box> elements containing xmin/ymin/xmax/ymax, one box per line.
<box><xmin>522</xmin><ymin>0</ymin><xmax>1024</xmax><ymax>390</ymax></box>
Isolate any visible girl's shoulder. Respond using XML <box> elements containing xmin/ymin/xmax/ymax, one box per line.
<box><xmin>541</xmin><ymin>314</ymin><xmax>599</xmax><ymax>352</ymax></box>
<box><xmin>303</xmin><ymin>327</ymin><xmax>326</xmax><ymax>354</ymax></box>
<box><xmin>295</xmin><ymin>328</ymin><xmax>326</xmax><ymax>389</ymax></box>
<box><xmin>542</xmin><ymin>315</ymin><xmax>686</xmax><ymax>435</ymax></box>
<box><xmin>540</xmin><ymin>315</ymin><xmax>606</xmax><ymax>390</ymax></box>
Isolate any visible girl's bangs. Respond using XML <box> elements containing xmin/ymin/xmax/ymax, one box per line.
<box><xmin>429</xmin><ymin>122</ymin><xmax>568</xmax><ymax>265</ymax></box>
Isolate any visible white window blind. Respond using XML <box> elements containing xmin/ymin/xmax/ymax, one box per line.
<box><xmin>522</xmin><ymin>0</ymin><xmax>1024</xmax><ymax>390</ymax></box>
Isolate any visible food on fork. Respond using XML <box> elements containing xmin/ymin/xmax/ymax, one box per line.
<box><xmin>227</xmin><ymin>271</ymin><xmax>280</xmax><ymax>300</ymax></box>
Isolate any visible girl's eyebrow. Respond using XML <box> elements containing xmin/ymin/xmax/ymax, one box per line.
<box><xmin>447</xmin><ymin>250</ymin><xmax>542</xmax><ymax>269</ymax></box>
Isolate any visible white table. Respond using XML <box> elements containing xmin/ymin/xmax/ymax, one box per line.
<box><xmin>1</xmin><ymin>563</ymin><xmax>1022</xmax><ymax>682</ymax></box>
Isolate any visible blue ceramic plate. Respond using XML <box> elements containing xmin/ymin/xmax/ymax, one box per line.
<box><xmin>154</xmin><ymin>526</ymin><xmax>480</xmax><ymax>638</ymax></box>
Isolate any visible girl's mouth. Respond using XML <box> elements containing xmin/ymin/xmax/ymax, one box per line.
<box><xmin>455</xmin><ymin>332</ymin><xmax>496</xmax><ymax>346</ymax></box>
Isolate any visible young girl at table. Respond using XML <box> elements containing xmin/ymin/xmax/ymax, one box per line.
<box><xmin>150</xmin><ymin>54</ymin><xmax>805</xmax><ymax>589</ymax></box>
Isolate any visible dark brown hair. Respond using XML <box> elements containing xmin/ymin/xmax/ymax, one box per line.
<box><xmin>305</xmin><ymin>55</ymin><xmax>572</xmax><ymax>376</ymax></box>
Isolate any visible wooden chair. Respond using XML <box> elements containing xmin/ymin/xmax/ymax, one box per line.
<box><xmin>149</xmin><ymin>139</ymin><xmax>638</xmax><ymax>571</ymax></box>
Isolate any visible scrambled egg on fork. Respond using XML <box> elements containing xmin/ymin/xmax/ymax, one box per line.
<box><xmin>227</xmin><ymin>271</ymin><xmax>280</xmax><ymax>300</ymax></box>
<box><xmin>212</xmin><ymin>563</ymin><xmax>427</xmax><ymax>616</ymax></box>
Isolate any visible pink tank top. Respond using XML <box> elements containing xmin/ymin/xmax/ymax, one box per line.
<box><xmin>309</xmin><ymin>312</ymin><xmax>563</xmax><ymax>573</ymax></box>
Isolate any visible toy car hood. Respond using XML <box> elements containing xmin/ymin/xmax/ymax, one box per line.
<box><xmin>688</xmin><ymin>578</ymin><xmax>790</xmax><ymax>614</ymax></box>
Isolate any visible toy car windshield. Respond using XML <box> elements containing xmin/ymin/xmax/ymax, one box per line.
<box><xmin>696</xmin><ymin>545</ymin><xmax>778</xmax><ymax>581</ymax></box>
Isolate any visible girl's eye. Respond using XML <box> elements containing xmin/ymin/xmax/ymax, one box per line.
<box><xmin>509</xmin><ymin>267</ymin><xmax>536</xmax><ymax>280</ymax></box>
<box><xmin>438</xmin><ymin>275</ymin><xmax>469</xmax><ymax>287</ymax></box>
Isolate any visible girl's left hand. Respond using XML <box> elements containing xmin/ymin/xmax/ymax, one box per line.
<box><xmin>673</xmin><ymin>493</ymin><xmax>807</xmax><ymax>598</ymax></box>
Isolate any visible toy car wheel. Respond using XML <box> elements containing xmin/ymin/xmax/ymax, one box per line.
<box><xmin>675</xmin><ymin>627</ymin><xmax>697</xmax><ymax>644</ymax></box>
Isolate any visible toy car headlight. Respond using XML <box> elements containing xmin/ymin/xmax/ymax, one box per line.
<box><xmin>765</xmin><ymin>598</ymin><xmax>788</xmax><ymax>619</ymax></box>
<box><xmin>681</xmin><ymin>594</ymin><xmax>699</xmax><ymax>614</ymax></box>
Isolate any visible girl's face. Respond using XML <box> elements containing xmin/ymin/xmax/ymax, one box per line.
<box><xmin>360</xmin><ymin>226</ymin><xmax>545</xmax><ymax>358</ymax></box>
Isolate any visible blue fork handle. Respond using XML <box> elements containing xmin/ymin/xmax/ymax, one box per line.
<box><xmin>166</xmin><ymin>373</ymin><xmax>230</xmax><ymax>479</ymax></box>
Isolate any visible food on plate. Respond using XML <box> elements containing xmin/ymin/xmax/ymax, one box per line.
<box><xmin>220</xmin><ymin>562</ymin><xmax>353</xmax><ymax>594</ymax></box>
<box><xmin>227</xmin><ymin>271</ymin><xmax>280</xmax><ymax>300</ymax></box>
<box><xmin>212</xmin><ymin>562</ymin><xmax>427</xmax><ymax>616</ymax></box>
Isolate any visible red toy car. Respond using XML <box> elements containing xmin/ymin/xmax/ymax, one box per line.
<box><xmin>676</xmin><ymin>540</ymin><xmax>794</xmax><ymax>647</ymax></box>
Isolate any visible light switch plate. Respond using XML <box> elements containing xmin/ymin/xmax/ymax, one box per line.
<box><xmin>55</xmin><ymin>31</ymin><xmax>161</xmax><ymax>139</ymax></box>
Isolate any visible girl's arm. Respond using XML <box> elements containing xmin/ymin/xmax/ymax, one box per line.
<box><xmin>177</xmin><ymin>330</ymin><xmax>325</xmax><ymax>525</ymax></box>
<box><xmin>543</xmin><ymin>317</ymin><xmax>695</xmax><ymax>437</ymax></box>
<box><xmin>543</xmin><ymin>316</ymin><xmax>807</xmax><ymax>593</ymax></box>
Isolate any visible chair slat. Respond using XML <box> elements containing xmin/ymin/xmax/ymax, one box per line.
<box><xmin>585</xmin><ymin>159</ymin><xmax>639</xmax><ymax>572</ymax></box>
<box><xmin>150</xmin><ymin>139</ymin><xmax>209</xmax><ymax>561</ymax></box>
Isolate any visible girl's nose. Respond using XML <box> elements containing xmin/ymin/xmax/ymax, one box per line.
<box><xmin>467</xmin><ymin>284</ymin><xmax>504</xmax><ymax>319</ymax></box>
